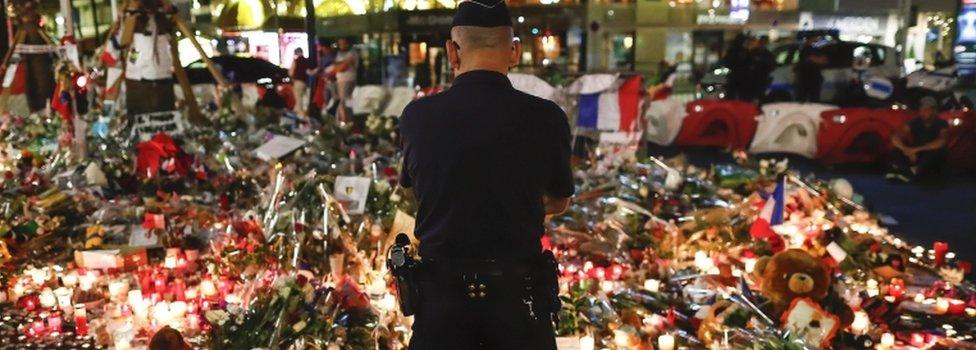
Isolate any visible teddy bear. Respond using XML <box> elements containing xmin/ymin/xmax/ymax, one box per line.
<box><xmin>753</xmin><ymin>249</ymin><xmax>853</xmax><ymax>328</ymax></box>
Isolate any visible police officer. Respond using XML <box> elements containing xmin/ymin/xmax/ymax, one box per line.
<box><xmin>397</xmin><ymin>0</ymin><xmax>574</xmax><ymax>349</ymax></box>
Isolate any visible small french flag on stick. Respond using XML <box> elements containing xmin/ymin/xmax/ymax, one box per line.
<box><xmin>577</xmin><ymin>76</ymin><xmax>642</xmax><ymax>132</ymax></box>
<box><xmin>750</xmin><ymin>175</ymin><xmax>787</xmax><ymax>250</ymax></box>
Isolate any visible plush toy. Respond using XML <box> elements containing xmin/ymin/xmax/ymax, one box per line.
<box><xmin>753</xmin><ymin>249</ymin><xmax>853</xmax><ymax>329</ymax></box>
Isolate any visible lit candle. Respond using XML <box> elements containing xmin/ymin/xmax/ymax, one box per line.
<box><xmin>579</xmin><ymin>335</ymin><xmax>595</xmax><ymax>350</ymax></box>
<box><xmin>79</xmin><ymin>273</ymin><xmax>96</xmax><ymax>291</ymax></box>
<box><xmin>743</xmin><ymin>258</ymin><xmax>757</xmax><ymax>274</ymax></box>
<box><xmin>914</xmin><ymin>293</ymin><xmax>925</xmax><ymax>303</ymax></box>
<box><xmin>936</xmin><ymin>298</ymin><xmax>951</xmax><ymax>314</ymax></box>
<box><xmin>39</xmin><ymin>289</ymin><xmax>57</xmax><ymax>309</ymax></box>
<box><xmin>114</xmin><ymin>338</ymin><xmax>132</xmax><ymax>350</ymax></box>
<box><xmin>600</xmin><ymin>280</ymin><xmax>615</xmax><ymax>293</ymax></box>
<box><xmin>658</xmin><ymin>334</ymin><xmax>676</xmax><ymax>350</ymax></box>
<box><xmin>850</xmin><ymin>311</ymin><xmax>869</xmax><ymax>335</ymax></box>
<box><xmin>164</xmin><ymin>256</ymin><xmax>178</xmax><ymax>269</ymax></box>
<box><xmin>30</xmin><ymin>269</ymin><xmax>47</xmax><ymax>286</ymax></box>
<box><xmin>127</xmin><ymin>290</ymin><xmax>144</xmax><ymax>308</ymax></box>
<box><xmin>170</xmin><ymin>301</ymin><xmax>188</xmax><ymax>319</ymax></box>
<box><xmin>947</xmin><ymin>299</ymin><xmax>967</xmax><ymax>315</ymax></box>
<box><xmin>184</xmin><ymin>286</ymin><xmax>198</xmax><ymax>301</ymax></box>
<box><xmin>108</xmin><ymin>281</ymin><xmax>128</xmax><ymax>300</ymax></box>
<box><xmin>47</xmin><ymin>314</ymin><xmax>62</xmax><ymax>333</ymax></box>
<box><xmin>153</xmin><ymin>301</ymin><xmax>172</xmax><ymax>327</ymax></box>
<box><xmin>74</xmin><ymin>304</ymin><xmax>89</xmax><ymax>336</ymax></box>
<box><xmin>62</xmin><ymin>271</ymin><xmax>79</xmax><ymax>288</ymax></box>
<box><xmin>880</xmin><ymin>333</ymin><xmax>895</xmax><ymax>349</ymax></box>
<box><xmin>173</xmin><ymin>279</ymin><xmax>187</xmax><ymax>301</ymax></box>
<box><xmin>54</xmin><ymin>287</ymin><xmax>73</xmax><ymax>312</ymax></box>
<box><xmin>966</xmin><ymin>307</ymin><xmax>976</xmax><ymax>317</ymax></box>
<box><xmin>200</xmin><ymin>279</ymin><xmax>217</xmax><ymax>298</ymax></box>
<box><xmin>11</xmin><ymin>283</ymin><xmax>26</xmax><ymax>302</ymax></box>
<box><xmin>643</xmin><ymin>279</ymin><xmax>661</xmax><ymax>293</ymax></box>
<box><xmin>186</xmin><ymin>313</ymin><xmax>201</xmax><ymax>333</ymax></box>
<box><xmin>31</xmin><ymin>318</ymin><xmax>46</xmax><ymax>337</ymax></box>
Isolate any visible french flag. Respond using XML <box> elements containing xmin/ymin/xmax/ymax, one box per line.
<box><xmin>577</xmin><ymin>76</ymin><xmax>642</xmax><ymax>132</ymax></box>
<box><xmin>750</xmin><ymin>175</ymin><xmax>786</xmax><ymax>252</ymax></box>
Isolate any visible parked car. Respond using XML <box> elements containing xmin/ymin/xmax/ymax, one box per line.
<box><xmin>700</xmin><ymin>40</ymin><xmax>902</xmax><ymax>103</ymax></box>
<box><xmin>184</xmin><ymin>56</ymin><xmax>291</xmax><ymax>85</ymax></box>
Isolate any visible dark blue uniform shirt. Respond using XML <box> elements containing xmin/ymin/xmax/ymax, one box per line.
<box><xmin>399</xmin><ymin>70</ymin><xmax>575</xmax><ymax>261</ymax></box>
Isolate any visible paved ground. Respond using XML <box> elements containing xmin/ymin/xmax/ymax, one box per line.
<box><xmin>647</xmin><ymin>145</ymin><xmax>976</xmax><ymax>266</ymax></box>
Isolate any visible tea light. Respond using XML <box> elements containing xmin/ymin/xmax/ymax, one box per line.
<box><xmin>579</xmin><ymin>335</ymin><xmax>595</xmax><ymax>350</ymax></box>
<box><xmin>658</xmin><ymin>334</ymin><xmax>676</xmax><ymax>350</ymax></box>
<box><xmin>914</xmin><ymin>293</ymin><xmax>925</xmax><ymax>303</ymax></box>
<box><xmin>74</xmin><ymin>304</ymin><xmax>89</xmax><ymax>336</ymax></box>
<box><xmin>643</xmin><ymin>279</ymin><xmax>661</xmax><ymax>293</ymax></box>
<box><xmin>966</xmin><ymin>307</ymin><xmax>976</xmax><ymax>317</ymax></box>
<box><xmin>39</xmin><ymin>289</ymin><xmax>57</xmax><ymax>309</ymax></box>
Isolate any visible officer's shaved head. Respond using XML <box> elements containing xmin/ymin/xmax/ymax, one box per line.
<box><xmin>451</xmin><ymin>26</ymin><xmax>514</xmax><ymax>51</ymax></box>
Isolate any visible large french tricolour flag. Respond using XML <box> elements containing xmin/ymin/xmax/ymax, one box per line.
<box><xmin>577</xmin><ymin>76</ymin><xmax>642</xmax><ymax>132</ymax></box>
<box><xmin>750</xmin><ymin>175</ymin><xmax>786</xmax><ymax>250</ymax></box>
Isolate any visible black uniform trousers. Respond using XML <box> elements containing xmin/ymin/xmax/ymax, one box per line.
<box><xmin>408</xmin><ymin>263</ymin><xmax>557</xmax><ymax>350</ymax></box>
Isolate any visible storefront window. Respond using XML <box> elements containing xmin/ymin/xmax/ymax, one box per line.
<box><xmin>608</xmin><ymin>33</ymin><xmax>635</xmax><ymax>71</ymax></box>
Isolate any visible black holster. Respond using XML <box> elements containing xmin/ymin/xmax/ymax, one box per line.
<box><xmin>530</xmin><ymin>250</ymin><xmax>562</xmax><ymax>323</ymax></box>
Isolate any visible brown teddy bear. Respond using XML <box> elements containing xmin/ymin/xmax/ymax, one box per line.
<box><xmin>753</xmin><ymin>249</ymin><xmax>853</xmax><ymax>328</ymax></box>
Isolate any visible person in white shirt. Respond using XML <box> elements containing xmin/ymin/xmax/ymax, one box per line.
<box><xmin>333</xmin><ymin>37</ymin><xmax>359</xmax><ymax>124</ymax></box>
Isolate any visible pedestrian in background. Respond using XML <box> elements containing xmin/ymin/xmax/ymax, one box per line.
<box><xmin>748</xmin><ymin>35</ymin><xmax>775</xmax><ymax>102</ymax></box>
<box><xmin>794</xmin><ymin>36</ymin><xmax>827</xmax><ymax>102</ymax></box>
<box><xmin>334</xmin><ymin>37</ymin><xmax>359</xmax><ymax>125</ymax></box>
<box><xmin>887</xmin><ymin>97</ymin><xmax>949</xmax><ymax>182</ymax></box>
<box><xmin>290</xmin><ymin>47</ymin><xmax>310</xmax><ymax>116</ymax></box>
<box><xmin>722</xmin><ymin>34</ymin><xmax>750</xmax><ymax>101</ymax></box>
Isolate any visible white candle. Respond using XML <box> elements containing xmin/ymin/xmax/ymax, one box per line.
<box><xmin>54</xmin><ymin>287</ymin><xmax>73</xmax><ymax>310</ymax></box>
<box><xmin>658</xmin><ymin>334</ymin><xmax>676</xmax><ymax>350</ymax></box>
<box><xmin>164</xmin><ymin>256</ymin><xmax>178</xmax><ymax>269</ymax></box>
<box><xmin>579</xmin><ymin>335</ymin><xmax>595</xmax><ymax>350</ymax></box>
<box><xmin>30</xmin><ymin>268</ymin><xmax>47</xmax><ymax>286</ymax></box>
<box><xmin>914</xmin><ymin>293</ymin><xmax>925</xmax><ymax>303</ymax></box>
<box><xmin>643</xmin><ymin>279</ymin><xmax>661</xmax><ymax>293</ymax></box>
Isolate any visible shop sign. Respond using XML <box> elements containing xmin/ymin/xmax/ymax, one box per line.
<box><xmin>810</xmin><ymin>15</ymin><xmax>883</xmax><ymax>36</ymax></box>
<box><xmin>401</xmin><ymin>12</ymin><xmax>454</xmax><ymax>30</ymax></box>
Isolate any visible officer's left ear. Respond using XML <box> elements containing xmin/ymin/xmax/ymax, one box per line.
<box><xmin>446</xmin><ymin>39</ymin><xmax>461</xmax><ymax>70</ymax></box>
<box><xmin>509</xmin><ymin>38</ymin><xmax>522</xmax><ymax>69</ymax></box>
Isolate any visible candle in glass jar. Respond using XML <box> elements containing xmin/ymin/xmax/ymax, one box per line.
<box><xmin>850</xmin><ymin>311</ymin><xmax>869</xmax><ymax>335</ymax></box>
<box><xmin>74</xmin><ymin>304</ymin><xmax>89</xmax><ymax>336</ymax></box>
<box><xmin>47</xmin><ymin>314</ymin><xmax>62</xmax><ymax>333</ymax></box>
<box><xmin>880</xmin><ymin>333</ymin><xmax>895</xmax><ymax>348</ymax></box>
<box><xmin>30</xmin><ymin>269</ymin><xmax>47</xmax><ymax>286</ymax></box>
<box><xmin>54</xmin><ymin>287</ymin><xmax>73</xmax><ymax>310</ymax></box>
<box><xmin>658</xmin><ymin>334</ymin><xmax>676</xmax><ymax>350</ymax></box>
<box><xmin>173</xmin><ymin>279</ymin><xmax>187</xmax><ymax>301</ymax></box>
<box><xmin>936</xmin><ymin>298</ymin><xmax>951</xmax><ymax>314</ymax></box>
<box><xmin>31</xmin><ymin>319</ymin><xmax>46</xmax><ymax>337</ymax></box>
<box><xmin>11</xmin><ymin>283</ymin><xmax>26</xmax><ymax>302</ymax></box>
<box><xmin>39</xmin><ymin>289</ymin><xmax>57</xmax><ymax>309</ymax></box>
<box><xmin>579</xmin><ymin>335</ymin><xmax>594</xmax><ymax>350</ymax></box>
<box><xmin>154</xmin><ymin>276</ymin><xmax>167</xmax><ymax>295</ymax></box>
<box><xmin>184</xmin><ymin>286</ymin><xmax>198</xmax><ymax>301</ymax></box>
<box><xmin>186</xmin><ymin>313</ymin><xmax>201</xmax><ymax>332</ymax></box>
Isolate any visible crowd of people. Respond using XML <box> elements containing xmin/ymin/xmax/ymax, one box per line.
<box><xmin>282</xmin><ymin>37</ymin><xmax>361</xmax><ymax>125</ymax></box>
